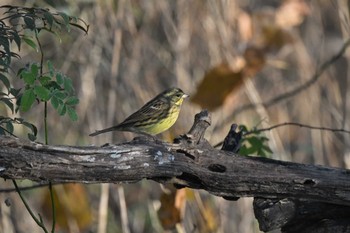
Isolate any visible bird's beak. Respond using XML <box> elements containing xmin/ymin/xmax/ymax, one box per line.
<box><xmin>183</xmin><ymin>94</ymin><xmax>190</xmax><ymax>99</ymax></box>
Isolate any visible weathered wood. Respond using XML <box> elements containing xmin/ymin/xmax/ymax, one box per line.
<box><xmin>253</xmin><ymin>198</ymin><xmax>350</xmax><ymax>232</ymax></box>
<box><xmin>1</xmin><ymin>111</ymin><xmax>350</xmax><ymax>208</ymax></box>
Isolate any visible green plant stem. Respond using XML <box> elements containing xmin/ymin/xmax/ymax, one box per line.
<box><xmin>36</xmin><ymin>30</ymin><xmax>49</xmax><ymax>145</ymax></box>
<box><xmin>36</xmin><ymin>30</ymin><xmax>56</xmax><ymax>233</ymax></box>
<box><xmin>49</xmin><ymin>182</ymin><xmax>56</xmax><ymax>233</ymax></box>
<box><xmin>12</xmin><ymin>180</ymin><xmax>49</xmax><ymax>233</ymax></box>
<box><xmin>44</xmin><ymin>101</ymin><xmax>48</xmax><ymax>144</ymax></box>
<box><xmin>44</xmin><ymin>101</ymin><xmax>56</xmax><ymax>233</ymax></box>
<box><xmin>35</xmin><ymin>30</ymin><xmax>44</xmax><ymax>76</ymax></box>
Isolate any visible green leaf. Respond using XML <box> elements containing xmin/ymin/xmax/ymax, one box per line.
<box><xmin>20</xmin><ymin>89</ymin><xmax>36</xmax><ymax>112</ymax></box>
<box><xmin>34</xmin><ymin>86</ymin><xmax>50</xmax><ymax>101</ymax></box>
<box><xmin>28</xmin><ymin>133</ymin><xmax>36</xmax><ymax>141</ymax></box>
<box><xmin>0</xmin><ymin>36</ymin><xmax>10</xmax><ymax>54</ymax></box>
<box><xmin>70</xmin><ymin>16</ymin><xmax>78</xmax><ymax>23</ymax></box>
<box><xmin>46</xmin><ymin>81</ymin><xmax>61</xmax><ymax>90</ymax></box>
<box><xmin>23</xmin><ymin>37</ymin><xmax>37</xmax><ymax>51</ymax></box>
<box><xmin>0</xmin><ymin>127</ymin><xmax>4</xmax><ymax>135</ymax></box>
<box><xmin>263</xmin><ymin>146</ymin><xmax>273</xmax><ymax>153</ymax></box>
<box><xmin>239</xmin><ymin>133</ymin><xmax>272</xmax><ymax>157</ymax></box>
<box><xmin>58</xmin><ymin>104</ymin><xmax>67</xmax><ymax>115</ymax></box>
<box><xmin>58</xmin><ymin>12</ymin><xmax>70</xmax><ymax>31</ymax></box>
<box><xmin>67</xmin><ymin>106</ymin><xmax>78</xmax><ymax>121</ymax></box>
<box><xmin>247</xmin><ymin>136</ymin><xmax>260</xmax><ymax>145</ymax></box>
<box><xmin>51</xmin><ymin>96</ymin><xmax>60</xmax><ymax>109</ymax></box>
<box><xmin>44</xmin><ymin>11</ymin><xmax>54</xmax><ymax>27</ymax></box>
<box><xmin>6</xmin><ymin>121</ymin><xmax>14</xmax><ymax>133</ymax></box>
<box><xmin>1</xmin><ymin>98</ymin><xmax>14</xmax><ymax>113</ymax></box>
<box><xmin>17</xmin><ymin>67</ymin><xmax>26</xmax><ymax>76</ymax></box>
<box><xmin>11</xmin><ymin>31</ymin><xmax>21</xmax><ymax>50</ymax></box>
<box><xmin>0</xmin><ymin>73</ymin><xmax>10</xmax><ymax>88</ymax></box>
<box><xmin>56</xmin><ymin>73</ymin><xmax>63</xmax><ymax>85</ymax></box>
<box><xmin>24</xmin><ymin>16</ymin><xmax>36</xmax><ymax>30</ymax></box>
<box><xmin>31</xmin><ymin>63</ymin><xmax>39</xmax><ymax>77</ymax></box>
<box><xmin>239</xmin><ymin>145</ymin><xmax>256</xmax><ymax>155</ymax></box>
<box><xmin>22</xmin><ymin>71</ymin><xmax>36</xmax><ymax>85</ymax></box>
<box><xmin>65</xmin><ymin>96</ymin><xmax>79</xmax><ymax>105</ymax></box>
<box><xmin>54</xmin><ymin>91</ymin><xmax>67</xmax><ymax>100</ymax></box>
<box><xmin>47</xmin><ymin>60</ymin><xmax>54</xmax><ymax>76</ymax></box>
<box><xmin>239</xmin><ymin>126</ymin><xmax>249</xmax><ymax>135</ymax></box>
<box><xmin>63</xmin><ymin>77</ymin><xmax>73</xmax><ymax>93</ymax></box>
<box><xmin>59</xmin><ymin>12</ymin><xmax>70</xmax><ymax>24</ymax></box>
<box><xmin>22</xmin><ymin>121</ymin><xmax>38</xmax><ymax>136</ymax></box>
<box><xmin>9</xmin><ymin>88</ymin><xmax>21</xmax><ymax>97</ymax></box>
<box><xmin>10</xmin><ymin>51</ymin><xmax>20</xmax><ymax>59</ymax></box>
<box><xmin>39</xmin><ymin>76</ymin><xmax>51</xmax><ymax>86</ymax></box>
<box><xmin>69</xmin><ymin>22</ymin><xmax>89</xmax><ymax>34</ymax></box>
<box><xmin>69</xmin><ymin>19</ymin><xmax>90</xmax><ymax>34</ymax></box>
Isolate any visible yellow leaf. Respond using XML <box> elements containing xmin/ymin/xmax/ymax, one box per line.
<box><xmin>191</xmin><ymin>63</ymin><xmax>244</xmax><ymax>110</ymax></box>
<box><xmin>157</xmin><ymin>189</ymin><xmax>181</xmax><ymax>230</ymax></box>
<box><xmin>202</xmin><ymin>201</ymin><xmax>219</xmax><ymax>233</ymax></box>
<box><xmin>191</xmin><ymin>47</ymin><xmax>265</xmax><ymax>110</ymax></box>
<box><xmin>41</xmin><ymin>184</ymin><xmax>93</xmax><ymax>232</ymax></box>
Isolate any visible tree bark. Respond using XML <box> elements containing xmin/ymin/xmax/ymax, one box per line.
<box><xmin>1</xmin><ymin>110</ymin><xmax>350</xmax><ymax>232</ymax></box>
<box><xmin>253</xmin><ymin>198</ymin><xmax>350</xmax><ymax>232</ymax></box>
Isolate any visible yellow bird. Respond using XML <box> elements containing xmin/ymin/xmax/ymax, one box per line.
<box><xmin>89</xmin><ymin>88</ymin><xmax>189</xmax><ymax>136</ymax></box>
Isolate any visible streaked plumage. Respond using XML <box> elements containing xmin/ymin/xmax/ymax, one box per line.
<box><xmin>89</xmin><ymin>88</ymin><xmax>188</xmax><ymax>136</ymax></box>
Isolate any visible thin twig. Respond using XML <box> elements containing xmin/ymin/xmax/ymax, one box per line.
<box><xmin>214</xmin><ymin>122</ymin><xmax>350</xmax><ymax>148</ymax></box>
<box><xmin>12</xmin><ymin>180</ymin><xmax>49</xmax><ymax>233</ymax></box>
<box><xmin>49</xmin><ymin>183</ymin><xmax>56</xmax><ymax>233</ymax></box>
<box><xmin>0</xmin><ymin>126</ymin><xmax>18</xmax><ymax>138</ymax></box>
<box><xmin>35</xmin><ymin>31</ymin><xmax>48</xmax><ymax>145</ymax></box>
<box><xmin>226</xmin><ymin>38</ymin><xmax>350</xmax><ymax>120</ymax></box>
<box><xmin>36</xmin><ymin>29</ymin><xmax>56</xmax><ymax>233</ymax></box>
<box><xmin>244</xmin><ymin>122</ymin><xmax>350</xmax><ymax>136</ymax></box>
<box><xmin>0</xmin><ymin>182</ymin><xmax>67</xmax><ymax>193</ymax></box>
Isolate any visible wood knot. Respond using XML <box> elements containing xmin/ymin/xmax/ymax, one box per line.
<box><xmin>303</xmin><ymin>179</ymin><xmax>316</xmax><ymax>186</ymax></box>
<box><xmin>208</xmin><ymin>164</ymin><xmax>226</xmax><ymax>173</ymax></box>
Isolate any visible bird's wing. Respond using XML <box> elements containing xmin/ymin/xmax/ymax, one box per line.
<box><xmin>117</xmin><ymin>97</ymin><xmax>170</xmax><ymax>127</ymax></box>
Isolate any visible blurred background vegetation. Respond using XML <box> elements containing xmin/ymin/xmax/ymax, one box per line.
<box><xmin>1</xmin><ymin>0</ymin><xmax>350</xmax><ymax>232</ymax></box>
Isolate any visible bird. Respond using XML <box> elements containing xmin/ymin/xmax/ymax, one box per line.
<box><xmin>89</xmin><ymin>87</ymin><xmax>189</xmax><ymax>137</ymax></box>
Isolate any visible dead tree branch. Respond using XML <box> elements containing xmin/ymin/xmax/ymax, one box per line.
<box><xmin>1</xmin><ymin>110</ymin><xmax>350</xmax><ymax>232</ymax></box>
<box><xmin>0</xmin><ymin>110</ymin><xmax>349</xmax><ymax>204</ymax></box>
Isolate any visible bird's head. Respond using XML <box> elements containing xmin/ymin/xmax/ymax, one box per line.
<box><xmin>163</xmin><ymin>87</ymin><xmax>189</xmax><ymax>106</ymax></box>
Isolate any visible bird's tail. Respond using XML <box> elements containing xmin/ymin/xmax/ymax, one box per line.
<box><xmin>89</xmin><ymin>126</ymin><xmax>120</xmax><ymax>136</ymax></box>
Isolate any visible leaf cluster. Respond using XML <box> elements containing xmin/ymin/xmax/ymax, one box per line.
<box><xmin>239</xmin><ymin>125</ymin><xmax>273</xmax><ymax>157</ymax></box>
<box><xmin>0</xmin><ymin>5</ymin><xmax>88</xmax><ymax>140</ymax></box>
<box><xmin>18</xmin><ymin>62</ymin><xmax>79</xmax><ymax>119</ymax></box>
<box><xmin>0</xmin><ymin>116</ymin><xmax>36</xmax><ymax>140</ymax></box>
<box><xmin>0</xmin><ymin>5</ymin><xmax>88</xmax><ymax>71</ymax></box>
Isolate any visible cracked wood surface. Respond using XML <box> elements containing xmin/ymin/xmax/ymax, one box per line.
<box><xmin>1</xmin><ymin>111</ymin><xmax>350</xmax><ymax>208</ymax></box>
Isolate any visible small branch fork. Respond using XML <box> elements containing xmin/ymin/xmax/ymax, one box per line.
<box><xmin>1</xmin><ymin>110</ymin><xmax>350</xmax><ymax>232</ymax></box>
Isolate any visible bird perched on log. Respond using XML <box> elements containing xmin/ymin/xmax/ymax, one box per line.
<box><xmin>89</xmin><ymin>87</ymin><xmax>189</xmax><ymax>136</ymax></box>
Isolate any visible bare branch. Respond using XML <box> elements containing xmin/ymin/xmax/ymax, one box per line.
<box><xmin>245</xmin><ymin>122</ymin><xmax>350</xmax><ymax>136</ymax></box>
<box><xmin>226</xmin><ymin>38</ymin><xmax>350</xmax><ymax>120</ymax></box>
